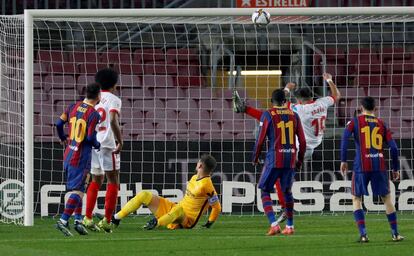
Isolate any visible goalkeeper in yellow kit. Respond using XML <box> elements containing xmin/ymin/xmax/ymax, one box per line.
<box><xmin>111</xmin><ymin>154</ymin><xmax>221</xmax><ymax>229</ymax></box>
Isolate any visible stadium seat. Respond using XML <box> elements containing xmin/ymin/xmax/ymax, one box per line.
<box><xmin>34</xmin><ymin>89</ymin><xmax>48</xmax><ymax>102</ymax></box>
<box><xmin>113</xmin><ymin>63</ymin><xmax>144</xmax><ymax>75</ymax></box>
<box><xmin>220</xmin><ymin>89</ymin><xmax>247</xmax><ymax>100</ymax></box>
<box><xmin>155</xmin><ymin>121</ymin><xmax>188</xmax><ymax>134</ymax></box>
<box><xmin>118</xmin><ymin>88</ymin><xmax>151</xmax><ymax>100</ymax></box>
<box><xmin>33</xmin><ymin>62</ymin><xmax>49</xmax><ymax>75</ymax></box>
<box><xmin>387</xmin><ymin>60</ymin><xmax>414</xmax><ymax>73</ymax></box>
<box><xmin>142</xmin><ymin>75</ymin><xmax>174</xmax><ymax>87</ymax></box>
<box><xmin>49</xmin><ymin>88</ymin><xmax>80</xmax><ymax>103</ymax></box>
<box><xmin>353</xmin><ymin>75</ymin><xmax>384</xmax><ymax>87</ymax></box>
<box><xmin>145</xmin><ymin>109</ymin><xmax>178</xmax><ymax>121</ymax></box>
<box><xmin>166</xmin><ymin>48</ymin><xmax>198</xmax><ymax>64</ymax></box>
<box><xmin>118</xmin><ymin>74</ymin><xmax>141</xmax><ymax>87</ymax></box>
<box><xmin>211</xmin><ymin>110</ymin><xmax>244</xmax><ymax>122</ymax></box>
<box><xmin>188</xmin><ymin>121</ymin><xmax>221</xmax><ymax>132</ymax></box>
<box><xmin>178</xmin><ymin>109</ymin><xmax>210</xmax><ymax>121</ymax></box>
<box><xmin>143</xmin><ymin>62</ymin><xmax>176</xmax><ymax>75</ymax></box>
<box><xmin>381</xmin><ymin>47</ymin><xmax>410</xmax><ymax>62</ymax></box>
<box><xmin>119</xmin><ymin>107</ymin><xmax>144</xmax><ymax>125</ymax></box>
<box><xmin>43</xmin><ymin>75</ymin><xmax>76</xmax><ymax>91</ymax></box>
<box><xmin>165</xmin><ymin>99</ymin><xmax>198</xmax><ymax>110</ymax></box>
<box><xmin>137</xmin><ymin>48</ymin><xmax>165</xmax><ymax>63</ymax></box>
<box><xmin>100</xmin><ymin>49</ymin><xmax>135</xmax><ymax>65</ymax></box>
<box><xmin>134</xmin><ymin>99</ymin><xmax>164</xmax><ymax>111</ymax></box>
<box><xmin>401</xmin><ymin>86</ymin><xmax>414</xmax><ymax>96</ymax></box>
<box><xmin>199</xmin><ymin>99</ymin><xmax>229</xmax><ymax>111</ymax></box>
<box><xmin>366</xmin><ymin>87</ymin><xmax>397</xmax><ymax>98</ymax></box>
<box><xmin>339</xmin><ymin>87</ymin><xmax>365</xmax><ymax>99</ymax></box>
<box><xmin>151</xmin><ymin>87</ymin><xmax>186</xmax><ymax>99</ymax></box>
<box><xmin>76</xmin><ymin>75</ymin><xmax>95</xmax><ymax>93</ymax></box>
<box><xmin>325</xmin><ymin>48</ymin><xmax>346</xmax><ymax>62</ymax></box>
<box><xmin>78</xmin><ymin>63</ymin><xmax>109</xmax><ymax>74</ymax></box>
<box><xmin>387</xmin><ymin>74</ymin><xmax>414</xmax><ymax>86</ymax></box>
<box><xmin>186</xmin><ymin>87</ymin><xmax>214</xmax><ymax>100</ymax></box>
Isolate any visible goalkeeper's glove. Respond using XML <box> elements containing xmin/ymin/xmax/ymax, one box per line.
<box><xmin>202</xmin><ymin>221</ymin><xmax>214</xmax><ymax>228</ymax></box>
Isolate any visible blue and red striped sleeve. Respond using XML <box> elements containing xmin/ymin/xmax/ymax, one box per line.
<box><xmin>245</xmin><ymin>106</ymin><xmax>263</xmax><ymax>121</ymax></box>
<box><xmin>295</xmin><ymin>113</ymin><xmax>306</xmax><ymax>165</ymax></box>
<box><xmin>383</xmin><ymin>122</ymin><xmax>399</xmax><ymax>171</ymax></box>
<box><xmin>340</xmin><ymin>119</ymin><xmax>355</xmax><ymax>162</ymax></box>
<box><xmin>252</xmin><ymin>111</ymin><xmax>270</xmax><ymax>163</ymax></box>
<box><xmin>55</xmin><ymin>104</ymin><xmax>74</xmax><ymax>142</ymax></box>
<box><xmin>86</xmin><ymin>110</ymin><xmax>101</xmax><ymax>149</ymax></box>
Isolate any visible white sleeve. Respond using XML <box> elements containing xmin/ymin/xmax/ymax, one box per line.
<box><xmin>318</xmin><ymin>96</ymin><xmax>335</xmax><ymax>108</ymax></box>
<box><xmin>109</xmin><ymin>98</ymin><xmax>121</xmax><ymax>115</ymax></box>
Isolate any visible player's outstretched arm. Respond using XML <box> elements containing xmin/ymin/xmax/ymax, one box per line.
<box><xmin>340</xmin><ymin>121</ymin><xmax>353</xmax><ymax>176</ymax></box>
<box><xmin>323</xmin><ymin>73</ymin><xmax>341</xmax><ymax>102</ymax></box>
<box><xmin>252</xmin><ymin>112</ymin><xmax>269</xmax><ymax>164</ymax></box>
<box><xmin>110</xmin><ymin>111</ymin><xmax>123</xmax><ymax>154</ymax></box>
<box><xmin>295</xmin><ymin>113</ymin><xmax>306</xmax><ymax>170</ymax></box>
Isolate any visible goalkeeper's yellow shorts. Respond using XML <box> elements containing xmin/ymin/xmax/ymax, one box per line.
<box><xmin>155</xmin><ymin>197</ymin><xmax>194</xmax><ymax>229</ymax></box>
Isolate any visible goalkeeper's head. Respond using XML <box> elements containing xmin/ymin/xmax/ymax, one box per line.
<box><xmin>197</xmin><ymin>154</ymin><xmax>217</xmax><ymax>175</ymax></box>
<box><xmin>95</xmin><ymin>68</ymin><xmax>119</xmax><ymax>91</ymax></box>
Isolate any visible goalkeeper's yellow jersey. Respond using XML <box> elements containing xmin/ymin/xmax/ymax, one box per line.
<box><xmin>178</xmin><ymin>175</ymin><xmax>220</xmax><ymax>223</ymax></box>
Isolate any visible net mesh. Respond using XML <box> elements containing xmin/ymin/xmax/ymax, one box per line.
<box><xmin>1</xmin><ymin>13</ymin><xmax>414</xmax><ymax>224</ymax></box>
<box><xmin>0</xmin><ymin>16</ymin><xmax>24</xmax><ymax>224</ymax></box>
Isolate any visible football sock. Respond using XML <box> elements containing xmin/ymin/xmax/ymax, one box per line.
<box><xmin>116</xmin><ymin>190</ymin><xmax>153</xmax><ymax>219</ymax></box>
<box><xmin>158</xmin><ymin>205</ymin><xmax>185</xmax><ymax>227</ymax></box>
<box><xmin>104</xmin><ymin>183</ymin><xmax>119</xmax><ymax>223</ymax></box>
<box><xmin>386</xmin><ymin>212</ymin><xmax>398</xmax><ymax>236</ymax></box>
<box><xmin>60</xmin><ymin>193</ymin><xmax>81</xmax><ymax>224</ymax></box>
<box><xmin>74</xmin><ymin>198</ymin><xmax>83</xmax><ymax>222</ymax></box>
<box><xmin>284</xmin><ymin>192</ymin><xmax>294</xmax><ymax>227</ymax></box>
<box><xmin>275</xmin><ymin>180</ymin><xmax>286</xmax><ymax>208</ymax></box>
<box><xmin>85</xmin><ymin>181</ymin><xmax>100</xmax><ymax>219</ymax></box>
<box><xmin>353</xmin><ymin>209</ymin><xmax>366</xmax><ymax>236</ymax></box>
<box><xmin>261</xmin><ymin>191</ymin><xmax>276</xmax><ymax>225</ymax></box>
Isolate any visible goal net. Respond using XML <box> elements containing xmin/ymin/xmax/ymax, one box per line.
<box><xmin>1</xmin><ymin>9</ymin><xmax>414</xmax><ymax>225</ymax></box>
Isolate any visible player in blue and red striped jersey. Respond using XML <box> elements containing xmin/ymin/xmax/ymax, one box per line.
<box><xmin>253</xmin><ymin>89</ymin><xmax>306</xmax><ymax>236</ymax></box>
<box><xmin>54</xmin><ymin>83</ymin><xmax>102</xmax><ymax>236</ymax></box>
<box><xmin>340</xmin><ymin>96</ymin><xmax>404</xmax><ymax>243</ymax></box>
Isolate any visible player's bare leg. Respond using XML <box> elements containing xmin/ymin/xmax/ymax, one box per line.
<box><xmin>381</xmin><ymin>194</ymin><xmax>404</xmax><ymax>242</ymax></box>
<box><xmin>98</xmin><ymin>170</ymin><xmax>119</xmax><ymax>233</ymax></box>
<box><xmin>352</xmin><ymin>196</ymin><xmax>368</xmax><ymax>243</ymax></box>
<box><xmin>83</xmin><ymin>174</ymin><xmax>104</xmax><ymax>232</ymax></box>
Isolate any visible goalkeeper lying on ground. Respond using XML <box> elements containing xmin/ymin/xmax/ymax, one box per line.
<box><xmin>111</xmin><ymin>154</ymin><xmax>221</xmax><ymax>230</ymax></box>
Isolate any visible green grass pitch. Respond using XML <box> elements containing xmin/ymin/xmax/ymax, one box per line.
<box><xmin>1</xmin><ymin>214</ymin><xmax>413</xmax><ymax>256</ymax></box>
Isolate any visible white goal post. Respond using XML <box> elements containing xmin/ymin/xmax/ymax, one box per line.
<box><xmin>8</xmin><ymin>7</ymin><xmax>414</xmax><ymax>226</ymax></box>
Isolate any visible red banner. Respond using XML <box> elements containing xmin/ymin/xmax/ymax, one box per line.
<box><xmin>237</xmin><ymin>0</ymin><xmax>310</xmax><ymax>8</ymax></box>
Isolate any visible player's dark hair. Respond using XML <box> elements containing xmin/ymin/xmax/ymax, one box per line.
<box><xmin>95</xmin><ymin>68</ymin><xmax>118</xmax><ymax>90</ymax></box>
<box><xmin>271</xmin><ymin>89</ymin><xmax>286</xmax><ymax>106</ymax></box>
<box><xmin>86</xmin><ymin>83</ymin><xmax>101</xmax><ymax>100</ymax></box>
<box><xmin>200</xmin><ymin>154</ymin><xmax>217</xmax><ymax>173</ymax></box>
<box><xmin>360</xmin><ymin>96</ymin><xmax>376</xmax><ymax>111</ymax></box>
<box><xmin>295</xmin><ymin>87</ymin><xmax>313</xmax><ymax>100</ymax></box>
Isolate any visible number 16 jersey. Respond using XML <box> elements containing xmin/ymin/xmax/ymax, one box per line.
<box><xmin>95</xmin><ymin>90</ymin><xmax>122</xmax><ymax>149</ymax></box>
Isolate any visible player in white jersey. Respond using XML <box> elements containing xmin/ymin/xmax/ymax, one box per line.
<box><xmin>232</xmin><ymin>72</ymin><xmax>340</xmax><ymax>224</ymax></box>
<box><xmin>83</xmin><ymin>68</ymin><xmax>123</xmax><ymax>233</ymax></box>
<box><xmin>290</xmin><ymin>73</ymin><xmax>341</xmax><ymax>159</ymax></box>
<box><xmin>233</xmin><ymin>73</ymin><xmax>340</xmax><ymax>158</ymax></box>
